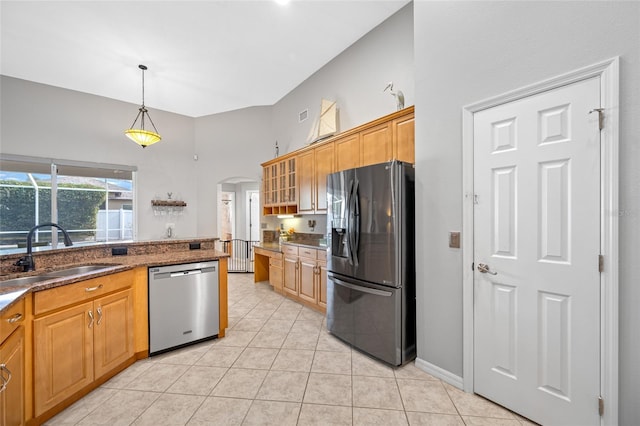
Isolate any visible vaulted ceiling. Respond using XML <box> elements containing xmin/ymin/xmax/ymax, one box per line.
<box><xmin>0</xmin><ymin>1</ymin><xmax>410</xmax><ymax>117</ymax></box>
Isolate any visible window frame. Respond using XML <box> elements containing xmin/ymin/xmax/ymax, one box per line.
<box><xmin>0</xmin><ymin>154</ymin><xmax>138</xmax><ymax>251</ymax></box>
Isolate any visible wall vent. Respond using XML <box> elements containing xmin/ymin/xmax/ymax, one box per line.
<box><xmin>299</xmin><ymin>109</ymin><xmax>308</xmax><ymax>123</ymax></box>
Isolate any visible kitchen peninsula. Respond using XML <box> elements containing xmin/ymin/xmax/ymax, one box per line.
<box><xmin>0</xmin><ymin>238</ymin><xmax>229</xmax><ymax>425</ymax></box>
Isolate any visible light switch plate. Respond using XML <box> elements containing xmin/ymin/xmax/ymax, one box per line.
<box><xmin>449</xmin><ymin>231</ymin><xmax>461</xmax><ymax>248</ymax></box>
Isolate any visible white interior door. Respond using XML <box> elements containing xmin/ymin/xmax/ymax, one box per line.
<box><xmin>473</xmin><ymin>77</ymin><xmax>601</xmax><ymax>425</ymax></box>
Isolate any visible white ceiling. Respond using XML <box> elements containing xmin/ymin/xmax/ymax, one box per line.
<box><xmin>0</xmin><ymin>0</ymin><xmax>410</xmax><ymax>118</ymax></box>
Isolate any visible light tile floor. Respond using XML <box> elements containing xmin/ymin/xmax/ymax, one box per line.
<box><xmin>47</xmin><ymin>273</ymin><xmax>537</xmax><ymax>425</ymax></box>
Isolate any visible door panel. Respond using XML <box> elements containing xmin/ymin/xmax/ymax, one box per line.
<box><xmin>474</xmin><ymin>77</ymin><xmax>601</xmax><ymax>425</ymax></box>
<box><xmin>94</xmin><ymin>289</ymin><xmax>134</xmax><ymax>379</ymax></box>
<box><xmin>34</xmin><ymin>301</ymin><xmax>94</xmax><ymax>416</ymax></box>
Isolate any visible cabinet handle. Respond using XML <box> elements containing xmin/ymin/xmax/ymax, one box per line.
<box><xmin>88</xmin><ymin>310</ymin><xmax>94</xmax><ymax>328</ymax></box>
<box><xmin>97</xmin><ymin>306</ymin><xmax>103</xmax><ymax>326</ymax></box>
<box><xmin>7</xmin><ymin>313</ymin><xmax>22</xmax><ymax>323</ymax></box>
<box><xmin>0</xmin><ymin>364</ymin><xmax>12</xmax><ymax>393</ymax></box>
<box><xmin>85</xmin><ymin>284</ymin><xmax>103</xmax><ymax>292</ymax></box>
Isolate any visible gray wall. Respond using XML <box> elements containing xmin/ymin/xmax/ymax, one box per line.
<box><xmin>413</xmin><ymin>1</ymin><xmax>639</xmax><ymax>423</ymax></box>
<box><xmin>0</xmin><ymin>76</ymin><xmax>199</xmax><ymax>240</ymax></box>
<box><xmin>272</xmin><ymin>3</ymin><xmax>414</xmax><ymax>155</ymax></box>
<box><xmin>194</xmin><ymin>106</ymin><xmax>273</xmax><ymax>237</ymax></box>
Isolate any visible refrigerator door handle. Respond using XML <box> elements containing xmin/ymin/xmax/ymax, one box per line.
<box><xmin>348</xmin><ymin>178</ymin><xmax>360</xmax><ymax>267</ymax></box>
<box><xmin>346</xmin><ymin>178</ymin><xmax>355</xmax><ymax>266</ymax></box>
<box><xmin>352</xmin><ymin>178</ymin><xmax>360</xmax><ymax>266</ymax></box>
<box><xmin>331</xmin><ymin>276</ymin><xmax>393</xmax><ymax>297</ymax></box>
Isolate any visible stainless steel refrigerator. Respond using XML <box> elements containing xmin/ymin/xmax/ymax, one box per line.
<box><xmin>326</xmin><ymin>160</ymin><xmax>416</xmax><ymax>366</ymax></box>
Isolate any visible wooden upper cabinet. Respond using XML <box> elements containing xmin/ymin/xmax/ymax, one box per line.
<box><xmin>394</xmin><ymin>111</ymin><xmax>415</xmax><ymax>164</ymax></box>
<box><xmin>335</xmin><ymin>133</ymin><xmax>360</xmax><ymax>172</ymax></box>
<box><xmin>262</xmin><ymin>107</ymin><xmax>414</xmax><ymax>216</ymax></box>
<box><xmin>262</xmin><ymin>155</ymin><xmax>298</xmax><ymax>215</ymax></box>
<box><xmin>298</xmin><ymin>143</ymin><xmax>334</xmax><ymax>214</ymax></box>
<box><xmin>314</xmin><ymin>143</ymin><xmax>334</xmax><ymax>212</ymax></box>
<box><xmin>361</xmin><ymin>122</ymin><xmax>392</xmax><ymax>167</ymax></box>
<box><xmin>297</xmin><ymin>150</ymin><xmax>315</xmax><ymax>213</ymax></box>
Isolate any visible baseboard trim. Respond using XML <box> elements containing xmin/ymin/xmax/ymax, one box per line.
<box><xmin>414</xmin><ymin>357</ymin><xmax>464</xmax><ymax>390</ymax></box>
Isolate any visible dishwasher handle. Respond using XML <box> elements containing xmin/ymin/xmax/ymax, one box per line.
<box><xmin>170</xmin><ymin>270</ymin><xmax>202</xmax><ymax>278</ymax></box>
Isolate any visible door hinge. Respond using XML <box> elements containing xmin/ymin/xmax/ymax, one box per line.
<box><xmin>589</xmin><ymin>108</ymin><xmax>604</xmax><ymax>130</ymax></box>
<box><xmin>598</xmin><ymin>396</ymin><xmax>604</xmax><ymax>416</ymax></box>
<box><xmin>599</xmin><ymin>254</ymin><xmax>604</xmax><ymax>273</ymax></box>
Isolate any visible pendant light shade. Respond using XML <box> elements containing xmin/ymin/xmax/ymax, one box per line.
<box><xmin>125</xmin><ymin>64</ymin><xmax>161</xmax><ymax>148</ymax></box>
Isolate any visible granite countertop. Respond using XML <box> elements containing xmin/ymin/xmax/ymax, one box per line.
<box><xmin>253</xmin><ymin>241</ymin><xmax>328</xmax><ymax>253</ymax></box>
<box><xmin>0</xmin><ymin>248</ymin><xmax>229</xmax><ymax>314</ymax></box>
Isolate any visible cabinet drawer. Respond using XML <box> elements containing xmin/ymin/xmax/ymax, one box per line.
<box><xmin>317</xmin><ymin>249</ymin><xmax>327</xmax><ymax>262</ymax></box>
<box><xmin>34</xmin><ymin>270</ymin><xmax>134</xmax><ymax>315</ymax></box>
<box><xmin>0</xmin><ymin>297</ymin><xmax>25</xmax><ymax>344</ymax></box>
<box><xmin>298</xmin><ymin>247</ymin><xmax>316</xmax><ymax>259</ymax></box>
<box><xmin>281</xmin><ymin>245</ymin><xmax>298</xmax><ymax>257</ymax></box>
<box><xmin>269</xmin><ymin>258</ymin><xmax>283</xmax><ymax>268</ymax></box>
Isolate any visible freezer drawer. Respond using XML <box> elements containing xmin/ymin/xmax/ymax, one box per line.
<box><xmin>326</xmin><ymin>272</ymin><xmax>415</xmax><ymax>366</ymax></box>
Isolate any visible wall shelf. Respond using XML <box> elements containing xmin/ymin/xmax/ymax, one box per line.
<box><xmin>151</xmin><ymin>199</ymin><xmax>186</xmax><ymax>215</ymax></box>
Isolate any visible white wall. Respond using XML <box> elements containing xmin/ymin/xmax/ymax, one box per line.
<box><xmin>0</xmin><ymin>76</ymin><xmax>199</xmax><ymax>241</ymax></box>
<box><xmin>193</xmin><ymin>106</ymin><xmax>273</xmax><ymax>237</ymax></box>
<box><xmin>272</xmin><ymin>4</ymin><xmax>414</xmax><ymax>155</ymax></box>
<box><xmin>413</xmin><ymin>1</ymin><xmax>640</xmax><ymax>423</ymax></box>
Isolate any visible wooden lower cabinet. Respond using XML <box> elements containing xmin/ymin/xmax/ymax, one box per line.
<box><xmin>298</xmin><ymin>255</ymin><xmax>316</xmax><ymax>304</ymax></box>
<box><xmin>254</xmin><ymin>247</ymin><xmax>284</xmax><ymax>293</ymax></box>
<box><xmin>283</xmin><ymin>253</ymin><xmax>299</xmax><ymax>297</ymax></box>
<box><xmin>34</xmin><ymin>302</ymin><xmax>94</xmax><ymax>416</ymax></box>
<box><xmin>268</xmin><ymin>257</ymin><xmax>283</xmax><ymax>293</ymax></box>
<box><xmin>93</xmin><ymin>289</ymin><xmax>134</xmax><ymax>380</ymax></box>
<box><xmin>33</xmin><ymin>271</ymin><xmax>136</xmax><ymax>419</ymax></box>
<box><xmin>1</xmin><ymin>326</ymin><xmax>24</xmax><ymax>426</ymax></box>
<box><xmin>317</xmin><ymin>259</ymin><xmax>328</xmax><ymax>309</ymax></box>
<box><xmin>281</xmin><ymin>245</ymin><xmax>327</xmax><ymax>312</ymax></box>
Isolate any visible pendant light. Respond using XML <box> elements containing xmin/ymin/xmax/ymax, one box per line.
<box><xmin>125</xmin><ymin>64</ymin><xmax>161</xmax><ymax>148</ymax></box>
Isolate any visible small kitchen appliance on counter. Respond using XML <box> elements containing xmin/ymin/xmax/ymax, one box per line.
<box><xmin>326</xmin><ymin>160</ymin><xmax>416</xmax><ymax>366</ymax></box>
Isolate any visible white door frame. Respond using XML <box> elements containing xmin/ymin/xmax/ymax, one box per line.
<box><xmin>462</xmin><ymin>58</ymin><xmax>619</xmax><ymax>425</ymax></box>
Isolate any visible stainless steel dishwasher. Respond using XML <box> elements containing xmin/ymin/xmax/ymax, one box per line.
<box><xmin>148</xmin><ymin>261</ymin><xmax>219</xmax><ymax>355</ymax></box>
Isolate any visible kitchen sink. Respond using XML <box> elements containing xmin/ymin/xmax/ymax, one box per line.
<box><xmin>45</xmin><ymin>264</ymin><xmax>118</xmax><ymax>277</ymax></box>
<box><xmin>0</xmin><ymin>264</ymin><xmax>119</xmax><ymax>289</ymax></box>
<box><xmin>0</xmin><ymin>274</ymin><xmax>59</xmax><ymax>288</ymax></box>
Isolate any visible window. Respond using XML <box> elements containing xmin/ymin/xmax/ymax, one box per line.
<box><xmin>0</xmin><ymin>155</ymin><xmax>137</xmax><ymax>251</ymax></box>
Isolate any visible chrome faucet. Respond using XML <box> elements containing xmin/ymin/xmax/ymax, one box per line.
<box><xmin>14</xmin><ymin>222</ymin><xmax>73</xmax><ymax>272</ymax></box>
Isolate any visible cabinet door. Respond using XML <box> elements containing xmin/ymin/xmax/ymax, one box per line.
<box><xmin>287</xmin><ymin>157</ymin><xmax>297</xmax><ymax>205</ymax></box>
<box><xmin>34</xmin><ymin>301</ymin><xmax>94</xmax><ymax>416</ymax></box>
<box><xmin>0</xmin><ymin>327</ymin><xmax>24</xmax><ymax>426</ymax></box>
<box><xmin>297</xmin><ymin>151</ymin><xmax>315</xmax><ymax>213</ymax></box>
<box><xmin>93</xmin><ymin>289</ymin><xmax>134</xmax><ymax>380</ymax></box>
<box><xmin>283</xmin><ymin>256</ymin><xmax>299</xmax><ymax>296</ymax></box>
<box><xmin>269</xmin><ymin>261</ymin><xmax>283</xmax><ymax>294</ymax></box>
<box><xmin>335</xmin><ymin>134</ymin><xmax>361</xmax><ymax>172</ymax></box>
<box><xmin>298</xmin><ymin>257</ymin><xmax>317</xmax><ymax>304</ymax></box>
<box><xmin>263</xmin><ymin>166</ymin><xmax>271</xmax><ymax>207</ymax></box>
<box><xmin>394</xmin><ymin>113</ymin><xmax>415</xmax><ymax>164</ymax></box>
<box><xmin>314</xmin><ymin>143</ymin><xmax>334</xmax><ymax>213</ymax></box>
<box><xmin>361</xmin><ymin>122</ymin><xmax>393</xmax><ymax>167</ymax></box>
<box><xmin>317</xmin><ymin>260</ymin><xmax>328</xmax><ymax>309</ymax></box>
<box><xmin>270</xmin><ymin>164</ymin><xmax>279</xmax><ymax>205</ymax></box>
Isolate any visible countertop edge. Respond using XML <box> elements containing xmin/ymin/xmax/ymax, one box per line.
<box><xmin>0</xmin><ymin>249</ymin><xmax>230</xmax><ymax>314</ymax></box>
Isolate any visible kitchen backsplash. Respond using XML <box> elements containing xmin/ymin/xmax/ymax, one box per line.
<box><xmin>262</xmin><ymin>230</ymin><xmax>324</xmax><ymax>246</ymax></box>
